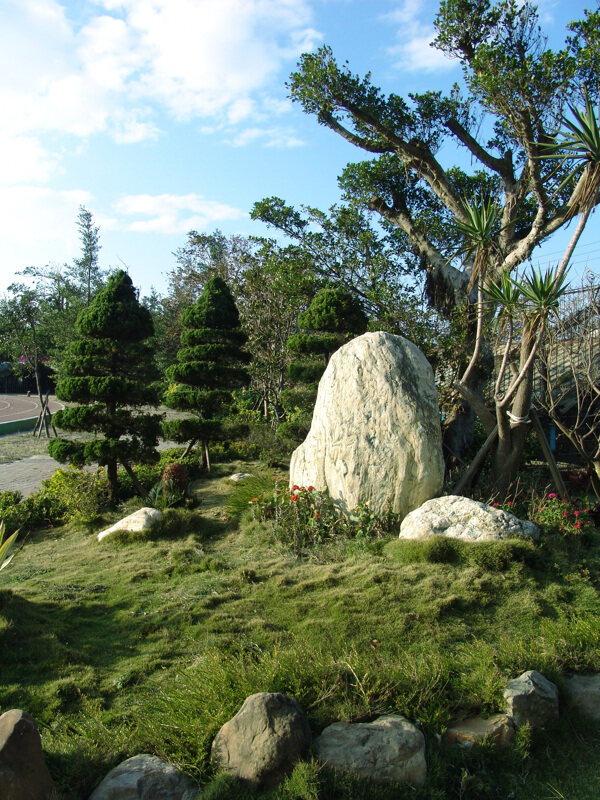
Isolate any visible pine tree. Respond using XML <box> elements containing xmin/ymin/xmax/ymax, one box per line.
<box><xmin>279</xmin><ymin>286</ymin><xmax>368</xmax><ymax>446</ymax></box>
<box><xmin>48</xmin><ymin>270</ymin><xmax>162</xmax><ymax>500</ymax></box>
<box><xmin>162</xmin><ymin>275</ymin><xmax>249</xmax><ymax>470</ymax></box>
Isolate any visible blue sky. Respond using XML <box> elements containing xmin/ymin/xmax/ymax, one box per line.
<box><xmin>1</xmin><ymin>0</ymin><xmax>598</xmax><ymax>300</ymax></box>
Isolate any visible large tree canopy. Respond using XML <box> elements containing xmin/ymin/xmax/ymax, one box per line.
<box><xmin>284</xmin><ymin>1</ymin><xmax>599</xmax><ymax>310</ymax></box>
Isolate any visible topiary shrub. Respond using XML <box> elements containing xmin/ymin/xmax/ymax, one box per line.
<box><xmin>161</xmin><ymin>462</ymin><xmax>190</xmax><ymax>493</ymax></box>
<box><xmin>48</xmin><ymin>270</ymin><xmax>162</xmax><ymax>501</ymax></box>
<box><xmin>162</xmin><ymin>275</ymin><xmax>250</xmax><ymax>470</ymax></box>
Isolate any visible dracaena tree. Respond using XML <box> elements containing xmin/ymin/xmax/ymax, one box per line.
<box><xmin>48</xmin><ymin>270</ymin><xmax>162</xmax><ymax>501</ymax></box>
<box><xmin>257</xmin><ymin>1</ymin><xmax>600</xmax><ymax>459</ymax></box>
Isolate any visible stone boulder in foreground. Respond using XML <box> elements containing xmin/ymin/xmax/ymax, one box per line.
<box><xmin>289</xmin><ymin>331</ymin><xmax>444</xmax><ymax>519</ymax></box>
<box><xmin>399</xmin><ymin>495</ymin><xmax>540</xmax><ymax>542</ymax></box>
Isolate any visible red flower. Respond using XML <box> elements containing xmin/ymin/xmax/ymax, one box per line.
<box><xmin>292</xmin><ymin>485</ymin><xmax>300</xmax><ymax>491</ymax></box>
<box><xmin>308</xmin><ymin>486</ymin><xmax>315</xmax><ymax>491</ymax></box>
<box><xmin>291</xmin><ymin>494</ymin><xmax>299</xmax><ymax>502</ymax></box>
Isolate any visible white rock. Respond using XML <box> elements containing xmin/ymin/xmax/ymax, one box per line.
<box><xmin>289</xmin><ymin>331</ymin><xmax>444</xmax><ymax>519</ymax></box>
<box><xmin>313</xmin><ymin>714</ymin><xmax>426</xmax><ymax>786</ymax></box>
<box><xmin>97</xmin><ymin>507</ymin><xmax>162</xmax><ymax>542</ymax></box>
<box><xmin>88</xmin><ymin>753</ymin><xmax>198</xmax><ymax>799</ymax></box>
<box><xmin>229</xmin><ymin>473</ymin><xmax>253</xmax><ymax>483</ymax></box>
<box><xmin>399</xmin><ymin>495</ymin><xmax>540</xmax><ymax>541</ymax></box>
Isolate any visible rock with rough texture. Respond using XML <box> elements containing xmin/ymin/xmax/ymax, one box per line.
<box><xmin>563</xmin><ymin>674</ymin><xmax>600</xmax><ymax>720</ymax></box>
<box><xmin>229</xmin><ymin>472</ymin><xmax>253</xmax><ymax>483</ymax></box>
<box><xmin>97</xmin><ymin>507</ymin><xmax>162</xmax><ymax>542</ymax></box>
<box><xmin>0</xmin><ymin>709</ymin><xmax>54</xmax><ymax>800</ymax></box>
<box><xmin>443</xmin><ymin>714</ymin><xmax>515</xmax><ymax>747</ymax></box>
<box><xmin>289</xmin><ymin>331</ymin><xmax>444</xmax><ymax>519</ymax></box>
<box><xmin>211</xmin><ymin>692</ymin><xmax>311</xmax><ymax>790</ymax></box>
<box><xmin>313</xmin><ymin>714</ymin><xmax>426</xmax><ymax>786</ymax></box>
<box><xmin>88</xmin><ymin>754</ymin><xmax>198</xmax><ymax>800</ymax></box>
<box><xmin>503</xmin><ymin>670</ymin><xmax>559</xmax><ymax>728</ymax></box>
<box><xmin>399</xmin><ymin>495</ymin><xmax>540</xmax><ymax>542</ymax></box>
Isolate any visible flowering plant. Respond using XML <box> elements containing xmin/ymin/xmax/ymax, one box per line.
<box><xmin>532</xmin><ymin>493</ymin><xmax>596</xmax><ymax>537</ymax></box>
<box><xmin>250</xmin><ymin>478</ymin><xmax>398</xmax><ymax>554</ymax></box>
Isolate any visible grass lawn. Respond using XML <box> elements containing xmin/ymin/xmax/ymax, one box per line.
<box><xmin>1</xmin><ymin>462</ymin><xmax>600</xmax><ymax>799</ymax></box>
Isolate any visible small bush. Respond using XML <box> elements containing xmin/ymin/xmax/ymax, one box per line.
<box><xmin>161</xmin><ymin>462</ymin><xmax>190</xmax><ymax>493</ymax></box>
<box><xmin>531</xmin><ymin>493</ymin><xmax>598</xmax><ymax>539</ymax></box>
<box><xmin>250</xmin><ymin>479</ymin><xmax>398</xmax><ymax>555</ymax></box>
<box><xmin>39</xmin><ymin>466</ymin><xmax>109</xmax><ymax>523</ymax></box>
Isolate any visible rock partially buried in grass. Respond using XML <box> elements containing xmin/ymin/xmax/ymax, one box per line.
<box><xmin>399</xmin><ymin>495</ymin><xmax>539</xmax><ymax>542</ymax></box>
<box><xmin>313</xmin><ymin>714</ymin><xmax>426</xmax><ymax>786</ymax></box>
<box><xmin>97</xmin><ymin>507</ymin><xmax>163</xmax><ymax>542</ymax></box>
<box><xmin>88</xmin><ymin>753</ymin><xmax>198</xmax><ymax>799</ymax></box>
<box><xmin>0</xmin><ymin>709</ymin><xmax>54</xmax><ymax>800</ymax></box>
<box><xmin>562</xmin><ymin>674</ymin><xmax>600</xmax><ymax>720</ymax></box>
<box><xmin>229</xmin><ymin>472</ymin><xmax>253</xmax><ymax>482</ymax></box>
<box><xmin>443</xmin><ymin>714</ymin><xmax>515</xmax><ymax>747</ymax></box>
<box><xmin>503</xmin><ymin>670</ymin><xmax>559</xmax><ymax>728</ymax></box>
<box><xmin>211</xmin><ymin>692</ymin><xmax>311</xmax><ymax>790</ymax></box>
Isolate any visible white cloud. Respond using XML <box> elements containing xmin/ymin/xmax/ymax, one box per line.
<box><xmin>114</xmin><ymin>192</ymin><xmax>247</xmax><ymax>234</ymax></box>
<box><xmin>229</xmin><ymin>126</ymin><xmax>305</xmax><ymax>148</ymax></box>
<box><xmin>0</xmin><ymin>185</ymin><xmax>92</xmax><ymax>278</ymax></box>
<box><xmin>383</xmin><ymin>0</ymin><xmax>457</xmax><ymax>73</ymax></box>
<box><xmin>0</xmin><ymin>0</ymin><xmax>321</xmax><ymax>189</ymax></box>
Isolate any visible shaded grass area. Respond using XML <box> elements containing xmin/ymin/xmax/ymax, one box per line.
<box><xmin>1</xmin><ymin>469</ymin><xmax>600</xmax><ymax>799</ymax></box>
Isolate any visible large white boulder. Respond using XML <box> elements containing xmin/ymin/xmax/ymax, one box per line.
<box><xmin>97</xmin><ymin>507</ymin><xmax>162</xmax><ymax>542</ymax></box>
<box><xmin>399</xmin><ymin>495</ymin><xmax>540</xmax><ymax>542</ymax></box>
<box><xmin>289</xmin><ymin>331</ymin><xmax>444</xmax><ymax>519</ymax></box>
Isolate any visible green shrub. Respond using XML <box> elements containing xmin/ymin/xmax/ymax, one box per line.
<box><xmin>531</xmin><ymin>493</ymin><xmax>598</xmax><ymax>538</ymax></box>
<box><xmin>0</xmin><ymin>491</ymin><xmax>26</xmax><ymax>534</ymax></box>
<box><xmin>39</xmin><ymin>466</ymin><xmax>109</xmax><ymax>523</ymax></box>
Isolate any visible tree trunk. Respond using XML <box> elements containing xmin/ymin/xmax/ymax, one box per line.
<box><xmin>121</xmin><ymin>460</ymin><xmax>147</xmax><ymax>499</ymax></box>
<box><xmin>203</xmin><ymin>441</ymin><xmax>211</xmax><ymax>472</ymax></box>
<box><xmin>491</xmin><ymin>419</ymin><xmax>530</xmax><ymax>497</ymax></box>
<box><xmin>491</xmin><ymin>325</ymin><xmax>537</xmax><ymax>495</ymax></box>
<box><xmin>107</xmin><ymin>460</ymin><xmax>119</xmax><ymax>502</ymax></box>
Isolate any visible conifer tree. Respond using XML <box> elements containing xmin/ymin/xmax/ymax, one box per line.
<box><xmin>162</xmin><ymin>275</ymin><xmax>249</xmax><ymax>470</ymax></box>
<box><xmin>279</xmin><ymin>285</ymin><xmax>368</xmax><ymax>446</ymax></box>
<box><xmin>48</xmin><ymin>270</ymin><xmax>161</xmax><ymax>500</ymax></box>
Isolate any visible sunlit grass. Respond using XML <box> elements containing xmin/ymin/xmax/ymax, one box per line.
<box><xmin>1</xmin><ymin>468</ymin><xmax>600</xmax><ymax>798</ymax></box>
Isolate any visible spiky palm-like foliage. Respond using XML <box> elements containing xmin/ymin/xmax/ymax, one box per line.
<box><xmin>539</xmin><ymin>96</ymin><xmax>600</xmax><ymax>281</ymax></box>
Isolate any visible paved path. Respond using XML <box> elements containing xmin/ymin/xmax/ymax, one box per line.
<box><xmin>0</xmin><ymin>440</ymin><xmax>179</xmax><ymax>497</ymax></box>
<box><xmin>0</xmin><ymin>455</ymin><xmax>64</xmax><ymax>497</ymax></box>
<box><xmin>0</xmin><ymin>394</ymin><xmax>62</xmax><ymax>423</ymax></box>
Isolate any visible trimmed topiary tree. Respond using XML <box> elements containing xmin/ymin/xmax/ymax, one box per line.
<box><xmin>279</xmin><ymin>286</ymin><xmax>368</xmax><ymax>447</ymax></box>
<box><xmin>162</xmin><ymin>275</ymin><xmax>250</xmax><ymax>470</ymax></box>
<box><xmin>48</xmin><ymin>270</ymin><xmax>162</xmax><ymax>501</ymax></box>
